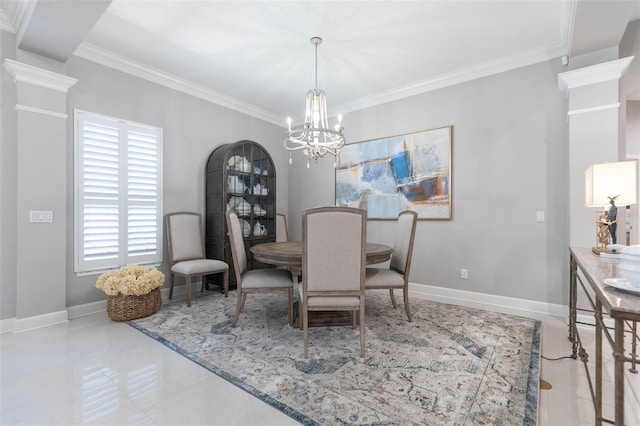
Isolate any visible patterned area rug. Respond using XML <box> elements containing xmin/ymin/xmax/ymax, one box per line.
<box><xmin>129</xmin><ymin>291</ymin><xmax>540</xmax><ymax>425</ymax></box>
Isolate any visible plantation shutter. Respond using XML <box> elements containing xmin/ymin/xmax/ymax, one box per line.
<box><xmin>75</xmin><ymin>111</ymin><xmax>163</xmax><ymax>273</ymax></box>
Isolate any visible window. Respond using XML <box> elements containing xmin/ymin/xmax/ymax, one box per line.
<box><xmin>74</xmin><ymin>110</ymin><xmax>163</xmax><ymax>273</ymax></box>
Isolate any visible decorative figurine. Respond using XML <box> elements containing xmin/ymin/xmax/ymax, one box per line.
<box><xmin>606</xmin><ymin>195</ymin><xmax>619</xmax><ymax>244</ymax></box>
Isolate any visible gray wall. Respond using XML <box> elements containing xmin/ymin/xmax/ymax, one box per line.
<box><xmin>2</xmin><ymin>21</ymin><xmax>639</xmax><ymax>321</ymax></box>
<box><xmin>1</xmin><ymin>32</ymin><xmax>18</xmax><ymax>319</ymax></box>
<box><xmin>63</xmin><ymin>57</ymin><xmax>290</xmax><ymax>308</ymax></box>
<box><xmin>620</xmin><ymin>21</ymin><xmax>640</xmax><ymax>245</ymax></box>
<box><xmin>288</xmin><ymin>60</ymin><xmax>569</xmax><ymax>305</ymax></box>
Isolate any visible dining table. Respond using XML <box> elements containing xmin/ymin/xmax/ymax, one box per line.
<box><xmin>250</xmin><ymin>241</ymin><xmax>393</xmax><ymax>268</ymax></box>
<box><xmin>250</xmin><ymin>241</ymin><xmax>393</xmax><ymax>327</ymax></box>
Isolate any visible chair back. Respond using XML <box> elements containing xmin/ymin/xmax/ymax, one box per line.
<box><xmin>389</xmin><ymin>210</ymin><xmax>418</xmax><ymax>276</ymax></box>
<box><xmin>226</xmin><ymin>210</ymin><xmax>247</xmax><ymax>282</ymax></box>
<box><xmin>166</xmin><ymin>212</ymin><xmax>205</xmax><ymax>265</ymax></box>
<box><xmin>275</xmin><ymin>213</ymin><xmax>288</xmax><ymax>242</ymax></box>
<box><xmin>303</xmin><ymin>207</ymin><xmax>366</xmax><ymax>293</ymax></box>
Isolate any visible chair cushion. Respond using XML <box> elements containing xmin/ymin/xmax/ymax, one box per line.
<box><xmin>365</xmin><ymin>267</ymin><xmax>405</xmax><ymax>289</ymax></box>
<box><xmin>306</xmin><ymin>295</ymin><xmax>362</xmax><ymax>308</ymax></box>
<box><xmin>242</xmin><ymin>268</ymin><xmax>294</xmax><ymax>289</ymax></box>
<box><xmin>298</xmin><ymin>282</ymin><xmax>361</xmax><ymax>308</ymax></box>
<box><xmin>172</xmin><ymin>259</ymin><xmax>228</xmax><ymax>275</ymax></box>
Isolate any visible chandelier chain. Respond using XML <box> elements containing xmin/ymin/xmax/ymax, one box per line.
<box><xmin>314</xmin><ymin>41</ymin><xmax>318</xmax><ymax>90</ymax></box>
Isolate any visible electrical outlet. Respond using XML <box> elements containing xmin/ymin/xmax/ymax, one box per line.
<box><xmin>461</xmin><ymin>269</ymin><xmax>468</xmax><ymax>279</ymax></box>
<box><xmin>29</xmin><ymin>210</ymin><xmax>53</xmax><ymax>223</ymax></box>
<box><xmin>536</xmin><ymin>211</ymin><xmax>545</xmax><ymax>222</ymax></box>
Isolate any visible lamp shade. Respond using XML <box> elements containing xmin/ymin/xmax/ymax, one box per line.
<box><xmin>585</xmin><ymin>160</ymin><xmax>638</xmax><ymax>207</ymax></box>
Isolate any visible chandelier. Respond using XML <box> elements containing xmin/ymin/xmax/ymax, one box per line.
<box><xmin>284</xmin><ymin>37</ymin><xmax>345</xmax><ymax>168</ymax></box>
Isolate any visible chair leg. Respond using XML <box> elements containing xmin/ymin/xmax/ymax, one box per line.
<box><xmin>200</xmin><ymin>275</ymin><xmax>206</xmax><ymax>294</ymax></box>
<box><xmin>403</xmin><ymin>287</ymin><xmax>413</xmax><ymax>322</ymax></box>
<box><xmin>298</xmin><ymin>297</ymin><xmax>303</xmax><ymax>330</ymax></box>
<box><xmin>287</xmin><ymin>288</ymin><xmax>293</xmax><ymax>326</ymax></box>
<box><xmin>223</xmin><ymin>270</ymin><xmax>229</xmax><ymax>298</ymax></box>
<box><xmin>303</xmin><ymin>304</ymin><xmax>309</xmax><ymax>359</ymax></box>
<box><xmin>240</xmin><ymin>292</ymin><xmax>247</xmax><ymax>311</ymax></box>
<box><xmin>169</xmin><ymin>273</ymin><xmax>175</xmax><ymax>300</ymax></box>
<box><xmin>186</xmin><ymin>275</ymin><xmax>192</xmax><ymax>307</ymax></box>
<box><xmin>389</xmin><ymin>289</ymin><xmax>398</xmax><ymax>309</ymax></box>
<box><xmin>359</xmin><ymin>303</ymin><xmax>366</xmax><ymax>358</ymax></box>
<box><xmin>233</xmin><ymin>290</ymin><xmax>243</xmax><ymax>327</ymax></box>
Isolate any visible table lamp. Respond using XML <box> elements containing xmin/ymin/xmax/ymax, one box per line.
<box><xmin>585</xmin><ymin>160</ymin><xmax>638</xmax><ymax>254</ymax></box>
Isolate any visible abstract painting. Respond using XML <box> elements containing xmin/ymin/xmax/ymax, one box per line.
<box><xmin>335</xmin><ymin>125</ymin><xmax>452</xmax><ymax>219</ymax></box>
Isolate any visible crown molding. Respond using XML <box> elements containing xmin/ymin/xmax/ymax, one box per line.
<box><xmin>0</xmin><ymin>0</ymin><xmax>29</xmax><ymax>34</ymax></box>
<box><xmin>3</xmin><ymin>59</ymin><xmax>78</xmax><ymax>92</ymax></box>
<box><xmin>76</xmin><ymin>40</ymin><xmax>567</xmax><ymax>128</ymax></box>
<box><xmin>74</xmin><ymin>42</ymin><xmax>283</xmax><ymax>127</ymax></box>
<box><xmin>334</xmin><ymin>42</ymin><xmax>567</xmax><ymax>115</ymax></box>
<box><xmin>562</xmin><ymin>0</ymin><xmax>578</xmax><ymax>62</ymax></box>
<box><xmin>557</xmin><ymin>56</ymin><xmax>635</xmax><ymax>93</ymax></box>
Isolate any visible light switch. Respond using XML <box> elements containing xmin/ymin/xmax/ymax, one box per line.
<box><xmin>30</xmin><ymin>210</ymin><xmax>53</xmax><ymax>223</ymax></box>
<box><xmin>536</xmin><ymin>211</ymin><xmax>544</xmax><ymax>222</ymax></box>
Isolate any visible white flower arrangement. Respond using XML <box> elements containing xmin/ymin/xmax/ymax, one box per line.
<box><xmin>96</xmin><ymin>265</ymin><xmax>165</xmax><ymax>296</ymax></box>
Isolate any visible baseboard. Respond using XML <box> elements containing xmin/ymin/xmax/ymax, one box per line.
<box><xmin>0</xmin><ymin>317</ymin><xmax>15</xmax><ymax>334</ymax></box>
<box><xmin>408</xmin><ymin>283</ymin><xmax>618</xmax><ymax>331</ymax></box>
<box><xmin>575</xmin><ymin>313</ymin><xmax>615</xmax><ymax>329</ymax></box>
<box><xmin>6</xmin><ymin>282</ymin><xmax>570</xmax><ymax>333</ymax></box>
<box><xmin>66</xmin><ymin>283</ymin><xmax>202</xmax><ymax>320</ymax></box>
<box><xmin>4</xmin><ymin>310</ymin><xmax>69</xmax><ymax>334</ymax></box>
<box><xmin>409</xmin><ymin>282</ymin><xmax>568</xmax><ymax>319</ymax></box>
<box><xmin>66</xmin><ymin>300</ymin><xmax>106</xmax><ymax>319</ymax></box>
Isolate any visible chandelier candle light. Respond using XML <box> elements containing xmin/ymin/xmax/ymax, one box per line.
<box><xmin>285</xmin><ymin>37</ymin><xmax>345</xmax><ymax>168</ymax></box>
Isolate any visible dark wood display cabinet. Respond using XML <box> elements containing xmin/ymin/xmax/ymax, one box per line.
<box><xmin>205</xmin><ymin>140</ymin><xmax>276</xmax><ymax>290</ymax></box>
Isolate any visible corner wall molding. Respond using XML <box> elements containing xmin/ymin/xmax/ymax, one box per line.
<box><xmin>0</xmin><ymin>0</ymin><xmax>30</xmax><ymax>34</ymax></box>
<box><xmin>557</xmin><ymin>56</ymin><xmax>635</xmax><ymax>93</ymax></box>
<box><xmin>15</xmin><ymin>104</ymin><xmax>68</xmax><ymax>119</ymax></box>
<box><xmin>567</xmin><ymin>102</ymin><xmax>621</xmax><ymax>116</ymax></box>
<box><xmin>3</xmin><ymin>58</ymin><xmax>78</xmax><ymax>93</ymax></box>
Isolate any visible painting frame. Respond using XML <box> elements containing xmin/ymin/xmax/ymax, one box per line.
<box><xmin>335</xmin><ymin>125</ymin><xmax>453</xmax><ymax>220</ymax></box>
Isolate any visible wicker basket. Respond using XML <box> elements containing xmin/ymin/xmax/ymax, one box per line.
<box><xmin>106</xmin><ymin>287</ymin><xmax>162</xmax><ymax>321</ymax></box>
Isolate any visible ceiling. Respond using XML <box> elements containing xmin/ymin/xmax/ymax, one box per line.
<box><xmin>2</xmin><ymin>0</ymin><xmax>639</xmax><ymax>126</ymax></box>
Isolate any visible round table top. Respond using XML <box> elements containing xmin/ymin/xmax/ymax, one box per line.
<box><xmin>250</xmin><ymin>241</ymin><xmax>393</xmax><ymax>267</ymax></box>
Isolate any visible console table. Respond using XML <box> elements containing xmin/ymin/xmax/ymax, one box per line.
<box><xmin>569</xmin><ymin>247</ymin><xmax>639</xmax><ymax>426</ymax></box>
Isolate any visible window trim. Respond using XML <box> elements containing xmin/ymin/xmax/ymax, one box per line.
<box><xmin>74</xmin><ymin>109</ymin><xmax>163</xmax><ymax>274</ymax></box>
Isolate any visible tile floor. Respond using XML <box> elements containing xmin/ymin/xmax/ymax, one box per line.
<box><xmin>1</xmin><ymin>293</ymin><xmax>639</xmax><ymax>426</ymax></box>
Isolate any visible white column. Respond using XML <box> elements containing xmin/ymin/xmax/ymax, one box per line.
<box><xmin>558</xmin><ymin>57</ymin><xmax>634</xmax><ymax>249</ymax></box>
<box><xmin>3</xmin><ymin>59</ymin><xmax>77</xmax><ymax>331</ymax></box>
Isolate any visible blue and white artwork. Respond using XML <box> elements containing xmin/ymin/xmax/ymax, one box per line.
<box><xmin>335</xmin><ymin>126</ymin><xmax>452</xmax><ymax>219</ymax></box>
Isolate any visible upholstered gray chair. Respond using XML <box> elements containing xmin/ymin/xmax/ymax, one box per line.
<box><xmin>275</xmin><ymin>213</ymin><xmax>288</xmax><ymax>242</ymax></box>
<box><xmin>300</xmin><ymin>206</ymin><xmax>366</xmax><ymax>358</ymax></box>
<box><xmin>226</xmin><ymin>210</ymin><xmax>294</xmax><ymax>327</ymax></box>
<box><xmin>365</xmin><ymin>210</ymin><xmax>417</xmax><ymax>321</ymax></box>
<box><xmin>166</xmin><ymin>212</ymin><xmax>229</xmax><ymax>307</ymax></box>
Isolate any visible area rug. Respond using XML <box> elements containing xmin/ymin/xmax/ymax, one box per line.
<box><xmin>129</xmin><ymin>291</ymin><xmax>540</xmax><ymax>425</ymax></box>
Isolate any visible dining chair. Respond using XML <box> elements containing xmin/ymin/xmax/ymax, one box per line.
<box><xmin>226</xmin><ymin>210</ymin><xmax>294</xmax><ymax>327</ymax></box>
<box><xmin>165</xmin><ymin>212</ymin><xmax>229</xmax><ymax>307</ymax></box>
<box><xmin>365</xmin><ymin>210</ymin><xmax>417</xmax><ymax>321</ymax></box>
<box><xmin>300</xmin><ymin>206</ymin><xmax>367</xmax><ymax>358</ymax></box>
<box><xmin>275</xmin><ymin>213</ymin><xmax>288</xmax><ymax>242</ymax></box>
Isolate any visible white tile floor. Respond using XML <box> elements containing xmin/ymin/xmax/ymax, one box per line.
<box><xmin>1</xmin><ymin>294</ymin><xmax>639</xmax><ymax>426</ymax></box>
